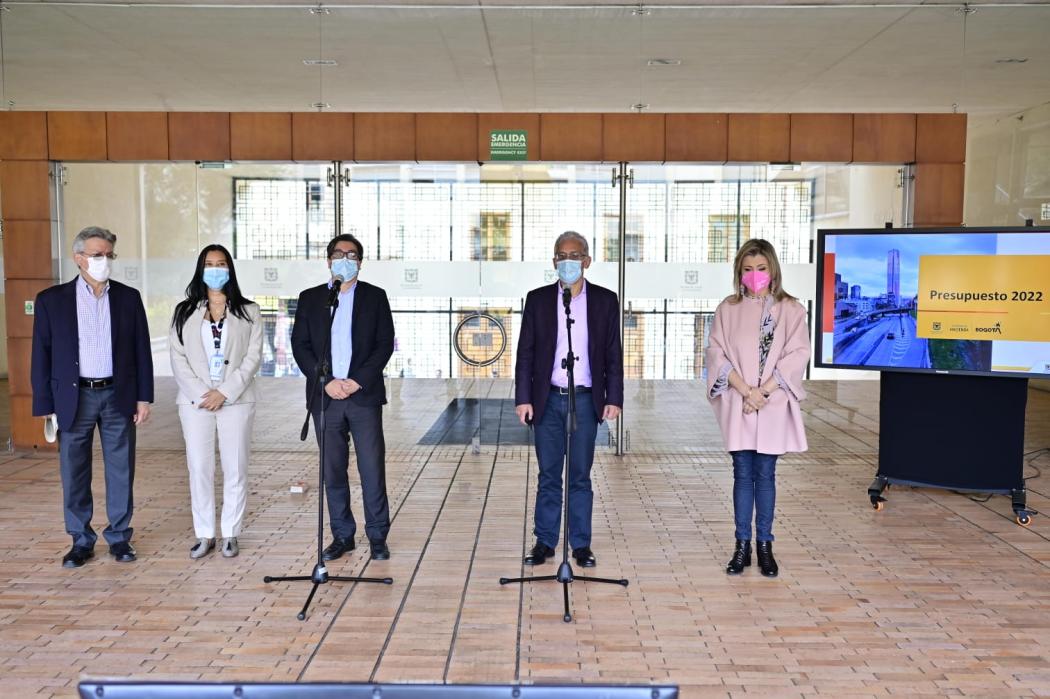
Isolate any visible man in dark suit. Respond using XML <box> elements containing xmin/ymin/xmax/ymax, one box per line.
<box><xmin>515</xmin><ymin>231</ymin><xmax>624</xmax><ymax>568</ymax></box>
<box><xmin>31</xmin><ymin>226</ymin><xmax>154</xmax><ymax>568</ymax></box>
<box><xmin>292</xmin><ymin>233</ymin><xmax>395</xmax><ymax>561</ymax></box>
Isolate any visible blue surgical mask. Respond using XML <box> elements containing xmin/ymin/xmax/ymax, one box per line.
<box><xmin>332</xmin><ymin>258</ymin><xmax>359</xmax><ymax>282</ymax></box>
<box><xmin>556</xmin><ymin>259</ymin><xmax>583</xmax><ymax>285</ymax></box>
<box><xmin>202</xmin><ymin>267</ymin><xmax>229</xmax><ymax>290</ymax></box>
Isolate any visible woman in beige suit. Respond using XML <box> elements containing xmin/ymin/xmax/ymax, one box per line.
<box><xmin>169</xmin><ymin>245</ymin><xmax>262</xmax><ymax>559</ymax></box>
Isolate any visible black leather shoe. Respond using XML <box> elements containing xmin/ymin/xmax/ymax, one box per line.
<box><xmin>523</xmin><ymin>542</ymin><xmax>555</xmax><ymax>566</ymax></box>
<box><xmin>756</xmin><ymin>541</ymin><xmax>778</xmax><ymax>578</ymax></box>
<box><xmin>369</xmin><ymin>540</ymin><xmax>390</xmax><ymax>560</ymax></box>
<box><xmin>572</xmin><ymin>547</ymin><xmax>596</xmax><ymax>567</ymax></box>
<box><xmin>109</xmin><ymin>542</ymin><xmax>137</xmax><ymax>563</ymax></box>
<box><xmin>62</xmin><ymin>546</ymin><xmax>94</xmax><ymax>568</ymax></box>
<box><xmin>322</xmin><ymin>537</ymin><xmax>356</xmax><ymax>561</ymax></box>
<box><xmin>726</xmin><ymin>539</ymin><xmax>751</xmax><ymax>575</ymax></box>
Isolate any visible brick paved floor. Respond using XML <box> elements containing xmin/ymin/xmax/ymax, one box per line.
<box><xmin>1</xmin><ymin>378</ymin><xmax>1048</xmax><ymax>697</ymax></box>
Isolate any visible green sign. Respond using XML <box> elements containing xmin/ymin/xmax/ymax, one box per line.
<box><xmin>489</xmin><ymin>130</ymin><xmax>528</xmax><ymax>161</ymax></box>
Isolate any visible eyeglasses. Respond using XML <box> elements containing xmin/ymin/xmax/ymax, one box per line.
<box><xmin>554</xmin><ymin>252</ymin><xmax>587</xmax><ymax>262</ymax></box>
<box><xmin>330</xmin><ymin>250</ymin><xmax>360</xmax><ymax>260</ymax></box>
<box><xmin>79</xmin><ymin>252</ymin><xmax>118</xmax><ymax>260</ymax></box>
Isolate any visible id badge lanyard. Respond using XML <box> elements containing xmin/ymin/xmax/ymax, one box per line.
<box><xmin>209</xmin><ymin>311</ymin><xmax>226</xmax><ymax>381</ymax></box>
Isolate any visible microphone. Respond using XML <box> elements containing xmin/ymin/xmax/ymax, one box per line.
<box><xmin>562</xmin><ymin>285</ymin><xmax>572</xmax><ymax>308</ymax></box>
<box><xmin>327</xmin><ymin>274</ymin><xmax>345</xmax><ymax>307</ymax></box>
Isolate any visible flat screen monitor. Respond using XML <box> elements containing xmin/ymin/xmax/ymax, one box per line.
<box><xmin>815</xmin><ymin>226</ymin><xmax>1050</xmax><ymax>378</ymax></box>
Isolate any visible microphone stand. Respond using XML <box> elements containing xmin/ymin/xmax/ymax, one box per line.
<box><xmin>499</xmin><ymin>283</ymin><xmax>628</xmax><ymax>623</ymax></box>
<box><xmin>264</xmin><ymin>281</ymin><xmax>393</xmax><ymax>621</ymax></box>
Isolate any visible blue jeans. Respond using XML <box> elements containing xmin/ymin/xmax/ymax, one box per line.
<box><xmin>58</xmin><ymin>387</ymin><xmax>137</xmax><ymax>548</ymax></box>
<box><xmin>731</xmin><ymin>450</ymin><xmax>778</xmax><ymax>542</ymax></box>
<box><xmin>534</xmin><ymin>392</ymin><xmax>598</xmax><ymax>549</ymax></box>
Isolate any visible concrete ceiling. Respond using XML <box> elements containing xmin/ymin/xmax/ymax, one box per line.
<box><xmin>1</xmin><ymin>2</ymin><xmax>1049</xmax><ymax>116</ymax></box>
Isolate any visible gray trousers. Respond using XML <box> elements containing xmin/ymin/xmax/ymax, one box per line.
<box><xmin>312</xmin><ymin>398</ymin><xmax>390</xmax><ymax>543</ymax></box>
<box><xmin>58</xmin><ymin>386</ymin><xmax>136</xmax><ymax>548</ymax></box>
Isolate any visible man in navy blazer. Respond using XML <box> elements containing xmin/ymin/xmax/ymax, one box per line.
<box><xmin>292</xmin><ymin>234</ymin><xmax>395</xmax><ymax>562</ymax></box>
<box><xmin>31</xmin><ymin>226</ymin><xmax>154</xmax><ymax>568</ymax></box>
<box><xmin>515</xmin><ymin>231</ymin><xmax>624</xmax><ymax>568</ymax></box>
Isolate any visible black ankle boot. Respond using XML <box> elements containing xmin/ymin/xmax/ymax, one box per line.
<box><xmin>725</xmin><ymin>539</ymin><xmax>751</xmax><ymax>575</ymax></box>
<box><xmin>756</xmin><ymin>541</ymin><xmax>778</xmax><ymax>577</ymax></box>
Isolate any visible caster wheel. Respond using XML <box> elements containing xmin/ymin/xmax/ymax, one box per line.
<box><xmin>870</xmin><ymin>497</ymin><xmax>884</xmax><ymax>511</ymax></box>
<box><xmin>1016</xmin><ymin>514</ymin><xmax>1031</xmax><ymax>527</ymax></box>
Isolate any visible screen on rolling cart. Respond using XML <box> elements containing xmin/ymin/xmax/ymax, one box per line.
<box><xmin>815</xmin><ymin>227</ymin><xmax>1050</xmax><ymax>379</ymax></box>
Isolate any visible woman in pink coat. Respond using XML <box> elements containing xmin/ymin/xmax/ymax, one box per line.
<box><xmin>705</xmin><ymin>239</ymin><xmax>810</xmax><ymax>578</ymax></box>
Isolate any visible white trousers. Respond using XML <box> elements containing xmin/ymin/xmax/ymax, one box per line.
<box><xmin>178</xmin><ymin>402</ymin><xmax>255</xmax><ymax>539</ymax></box>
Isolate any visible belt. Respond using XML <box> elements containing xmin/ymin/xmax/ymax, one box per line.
<box><xmin>79</xmin><ymin>377</ymin><xmax>114</xmax><ymax>389</ymax></box>
<box><xmin>551</xmin><ymin>384</ymin><xmax>591</xmax><ymax>395</ymax></box>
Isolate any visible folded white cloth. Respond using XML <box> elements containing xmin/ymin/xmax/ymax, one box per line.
<box><xmin>44</xmin><ymin>414</ymin><xmax>58</xmax><ymax>444</ymax></box>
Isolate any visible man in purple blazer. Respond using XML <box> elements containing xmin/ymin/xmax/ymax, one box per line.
<box><xmin>514</xmin><ymin>231</ymin><xmax>624</xmax><ymax>568</ymax></box>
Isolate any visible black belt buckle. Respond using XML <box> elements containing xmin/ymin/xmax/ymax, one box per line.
<box><xmin>552</xmin><ymin>385</ymin><xmax>590</xmax><ymax>395</ymax></box>
<box><xmin>80</xmin><ymin>377</ymin><xmax>114</xmax><ymax>389</ymax></box>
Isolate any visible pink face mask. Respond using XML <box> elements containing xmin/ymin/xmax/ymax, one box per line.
<box><xmin>741</xmin><ymin>269</ymin><xmax>771</xmax><ymax>294</ymax></box>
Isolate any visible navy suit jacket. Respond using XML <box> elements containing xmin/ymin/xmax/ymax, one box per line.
<box><xmin>291</xmin><ymin>280</ymin><xmax>395</xmax><ymax>409</ymax></box>
<box><xmin>515</xmin><ymin>280</ymin><xmax>624</xmax><ymax>424</ymax></box>
<box><xmin>31</xmin><ymin>278</ymin><xmax>155</xmax><ymax>432</ymax></box>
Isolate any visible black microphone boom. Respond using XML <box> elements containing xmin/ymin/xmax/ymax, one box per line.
<box><xmin>327</xmin><ymin>275</ymin><xmax>345</xmax><ymax>307</ymax></box>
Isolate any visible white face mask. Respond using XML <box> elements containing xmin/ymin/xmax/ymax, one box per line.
<box><xmin>85</xmin><ymin>255</ymin><xmax>112</xmax><ymax>283</ymax></box>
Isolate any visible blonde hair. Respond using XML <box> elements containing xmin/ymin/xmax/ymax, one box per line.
<box><xmin>729</xmin><ymin>238</ymin><xmax>795</xmax><ymax>304</ymax></box>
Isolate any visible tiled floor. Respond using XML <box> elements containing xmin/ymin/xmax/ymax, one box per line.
<box><xmin>1</xmin><ymin>378</ymin><xmax>1049</xmax><ymax>697</ymax></box>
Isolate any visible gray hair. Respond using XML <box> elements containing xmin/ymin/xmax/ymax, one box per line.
<box><xmin>553</xmin><ymin>230</ymin><xmax>589</xmax><ymax>257</ymax></box>
<box><xmin>72</xmin><ymin>226</ymin><xmax>117</xmax><ymax>254</ymax></box>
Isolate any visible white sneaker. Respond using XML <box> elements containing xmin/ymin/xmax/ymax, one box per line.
<box><xmin>222</xmin><ymin>537</ymin><xmax>239</xmax><ymax>558</ymax></box>
<box><xmin>190</xmin><ymin>538</ymin><xmax>215</xmax><ymax>559</ymax></box>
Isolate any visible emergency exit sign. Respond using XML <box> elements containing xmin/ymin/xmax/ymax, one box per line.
<box><xmin>489</xmin><ymin>130</ymin><xmax>528</xmax><ymax>161</ymax></box>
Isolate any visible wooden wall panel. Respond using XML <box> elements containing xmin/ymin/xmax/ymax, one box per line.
<box><xmin>916</xmin><ymin>113</ymin><xmax>967</xmax><ymax>163</ymax></box>
<box><xmin>107</xmin><ymin>112</ymin><xmax>169</xmax><ymax>161</ymax></box>
<box><xmin>0</xmin><ymin>161</ymin><xmax>50</xmax><ymax>221</ymax></box>
<box><xmin>665</xmin><ymin>114</ymin><xmax>728</xmax><ymax>162</ymax></box>
<box><xmin>790</xmin><ymin>113</ymin><xmax>853</xmax><ymax>162</ymax></box>
<box><xmin>0</xmin><ymin>112</ymin><xmax>48</xmax><ymax>160</ymax></box>
<box><xmin>477</xmin><ymin>113</ymin><xmax>540</xmax><ymax>161</ymax></box>
<box><xmin>292</xmin><ymin>112</ymin><xmax>354</xmax><ymax>161</ymax></box>
<box><xmin>4</xmin><ymin>279</ymin><xmax>54</xmax><ymax>339</ymax></box>
<box><xmin>47</xmin><ymin>111</ymin><xmax>107</xmax><ymax>160</ymax></box>
<box><xmin>914</xmin><ymin>163</ymin><xmax>965</xmax><ymax>225</ymax></box>
<box><xmin>416</xmin><ymin>113</ymin><xmax>478</xmax><ymax>162</ymax></box>
<box><xmin>853</xmin><ymin>113</ymin><xmax>916</xmax><ymax>163</ymax></box>
<box><xmin>354</xmin><ymin>113</ymin><xmax>416</xmax><ymax>161</ymax></box>
<box><xmin>169</xmin><ymin>112</ymin><xmax>231</xmax><ymax>161</ymax></box>
<box><xmin>728</xmin><ymin>114</ymin><xmax>790</xmax><ymax>162</ymax></box>
<box><xmin>602</xmin><ymin>114</ymin><xmax>665</xmax><ymax>162</ymax></box>
<box><xmin>540</xmin><ymin>114</ymin><xmax>603</xmax><ymax>161</ymax></box>
<box><xmin>229</xmin><ymin>112</ymin><xmax>292</xmax><ymax>161</ymax></box>
<box><xmin>6</xmin><ymin>338</ymin><xmax>33</xmax><ymax>396</ymax></box>
<box><xmin>2</xmin><ymin>221</ymin><xmax>53</xmax><ymax>279</ymax></box>
<box><xmin>10</xmin><ymin>396</ymin><xmax>51</xmax><ymax>452</ymax></box>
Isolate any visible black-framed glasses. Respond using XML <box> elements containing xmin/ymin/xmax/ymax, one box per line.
<box><xmin>554</xmin><ymin>252</ymin><xmax>587</xmax><ymax>262</ymax></box>
<box><xmin>79</xmin><ymin>252</ymin><xmax>118</xmax><ymax>260</ymax></box>
<box><xmin>330</xmin><ymin>251</ymin><xmax>360</xmax><ymax>260</ymax></box>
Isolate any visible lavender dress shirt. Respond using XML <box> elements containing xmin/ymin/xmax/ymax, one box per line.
<box><xmin>550</xmin><ymin>281</ymin><xmax>593</xmax><ymax>388</ymax></box>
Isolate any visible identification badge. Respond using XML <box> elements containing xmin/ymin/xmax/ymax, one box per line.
<box><xmin>209</xmin><ymin>352</ymin><xmax>225</xmax><ymax>380</ymax></box>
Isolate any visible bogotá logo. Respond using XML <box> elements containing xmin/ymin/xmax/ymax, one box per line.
<box><xmin>975</xmin><ymin>321</ymin><xmax>1003</xmax><ymax>334</ymax></box>
<box><xmin>931</xmin><ymin>321</ymin><xmax>942</xmax><ymax>332</ymax></box>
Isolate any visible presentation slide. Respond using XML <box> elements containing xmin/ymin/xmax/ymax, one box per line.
<box><xmin>817</xmin><ymin>229</ymin><xmax>1050</xmax><ymax>378</ymax></box>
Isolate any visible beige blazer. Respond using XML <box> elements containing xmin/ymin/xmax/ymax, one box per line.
<box><xmin>169</xmin><ymin>302</ymin><xmax>263</xmax><ymax>406</ymax></box>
